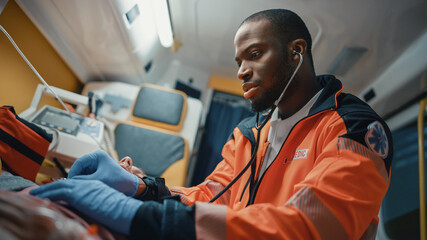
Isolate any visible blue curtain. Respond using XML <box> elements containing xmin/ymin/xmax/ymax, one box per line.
<box><xmin>381</xmin><ymin>117</ymin><xmax>427</xmax><ymax>239</ymax></box>
<box><xmin>191</xmin><ymin>91</ymin><xmax>254</xmax><ymax>185</ymax></box>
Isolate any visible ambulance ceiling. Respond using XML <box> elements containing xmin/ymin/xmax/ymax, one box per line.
<box><xmin>15</xmin><ymin>0</ymin><xmax>427</xmax><ymax>116</ymax></box>
<box><xmin>173</xmin><ymin>0</ymin><xmax>427</xmax><ymax>94</ymax></box>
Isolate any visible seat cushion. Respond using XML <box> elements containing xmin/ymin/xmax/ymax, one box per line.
<box><xmin>114</xmin><ymin>123</ymin><xmax>187</xmax><ymax>178</ymax></box>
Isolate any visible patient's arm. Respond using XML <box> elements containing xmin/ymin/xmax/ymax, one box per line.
<box><xmin>0</xmin><ymin>189</ymin><xmax>102</xmax><ymax>239</ymax></box>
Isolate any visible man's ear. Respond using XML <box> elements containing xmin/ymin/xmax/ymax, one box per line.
<box><xmin>289</xmin><ymin>39</ymin><xmax>307</xmax><ymax>60</ymax></box>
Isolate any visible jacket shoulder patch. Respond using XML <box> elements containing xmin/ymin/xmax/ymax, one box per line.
<box><xmin>365</xmin><ymin>121</ymin><xmax>389</xmax><ymax>159</ymax></box>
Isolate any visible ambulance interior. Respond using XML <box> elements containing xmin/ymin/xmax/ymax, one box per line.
<box><xmin>0</xmin><ymin>0</ymin><xmax>426</xmax><ymax>239</ymax></box>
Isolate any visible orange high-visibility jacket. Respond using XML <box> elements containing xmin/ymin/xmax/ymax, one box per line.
<box><xmin>170</xmin><ymin>75</ymin><xmax>392</xmax><ymax>239</ymax></box>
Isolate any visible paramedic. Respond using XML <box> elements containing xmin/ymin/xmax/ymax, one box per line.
<box><xmin>31</xmin><ymin>8</ymin><xmax>393</xmax><ymax>239</ymax></box>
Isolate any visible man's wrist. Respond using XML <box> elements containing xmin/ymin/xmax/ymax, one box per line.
<box><xmin>134</xmin><ymin>177</ymin><xmax>147</xmax><ymax>196</ymax></box>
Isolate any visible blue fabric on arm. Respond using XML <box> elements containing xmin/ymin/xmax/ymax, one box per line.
<box><xmin>161</xmin><ymin>199</ymin><xmax>196</xmax><ymax>239</ymax></box>
<box><xmin>30</xmin><ymin>179</ymin><xmax>143</xmax><ymax>235</ymax></box>
<box><xmin>68</xmin><ymin>150</ymin><xmax>139</xmax><ymax>196</ymax></box>
<box><xmin>130</xmin><ymin>199</ymin><xmax>196</xmax><ymax>240</ymax></box>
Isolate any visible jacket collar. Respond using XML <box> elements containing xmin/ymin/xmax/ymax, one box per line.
<box><xmin>309</xmin><ymin>75</ymin><xmax>343</xmax><ymax>116</ymax></box>
<box><xmin>237</xmin><ymin>75</ymin><xmax>343</xmax><ymax>141</ymax></box>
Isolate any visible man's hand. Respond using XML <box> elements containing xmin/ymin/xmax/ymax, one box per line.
<box><xmin>30</xmin><ymin>179</ymin><xmax>143</xmax><ymax>235</ymax></box>
<box><xmin>68</xmin><ymin>150</ymin><xmax>139</xmax><ymax>196</ymax></box>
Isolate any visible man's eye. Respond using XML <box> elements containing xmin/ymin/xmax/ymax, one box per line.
<box><xmin>250</xmin><ymin>51</ymin><xmax>260</xmax><ymax>59</ymax></box>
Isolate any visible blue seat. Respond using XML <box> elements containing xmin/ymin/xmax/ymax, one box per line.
<box><xmin>114</xmin><ymin>122</ymin><xmax>189</xmax><ymax>187</ymax></box>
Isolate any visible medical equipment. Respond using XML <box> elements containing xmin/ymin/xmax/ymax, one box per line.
<box><xmin>21</xmin><ymin>84</ymin><xmax>104</xmax><ymax>166</ymax></box>
<box><xmin>31</xmin><ymin>106</ymin><xmax>103</xmax><ymax>163</ymax></box>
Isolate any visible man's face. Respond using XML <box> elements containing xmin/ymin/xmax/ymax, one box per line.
<box><xmin>119</xmin><ymin>156</ymin><xmax>146</xmax><ymax>178</ymax></box>
<box><xmin>234</xmin><ymin>19</ymin><xmax>293</xmax><ymax>112</ymax></box>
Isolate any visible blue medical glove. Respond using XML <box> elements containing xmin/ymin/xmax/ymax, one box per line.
<box><xmin>68</xmin><ymin>150</ymin><xmax>139</xmax><ymax>196</ymax></box>
<box><xmin>30</xmin><ymin>179</ymin><xmax>143</xmax><ymax>235</ymax></box>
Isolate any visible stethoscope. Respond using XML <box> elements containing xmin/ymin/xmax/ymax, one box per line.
<box><xmin>209</xmin><ymin>51</ymin><xmax>303</xmax><ymax>204</ymax></box>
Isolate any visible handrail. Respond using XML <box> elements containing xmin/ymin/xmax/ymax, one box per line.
<box><xmin>418</xmin><ymin>98</ymin><xmax>427</xmax><ymax>240</ymax></box>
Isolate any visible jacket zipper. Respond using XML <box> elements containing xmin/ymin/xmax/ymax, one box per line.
<box><xmin>246</xmin><ymin>108</ymin><xmax>333</xmax><ymax>205</ymax></box>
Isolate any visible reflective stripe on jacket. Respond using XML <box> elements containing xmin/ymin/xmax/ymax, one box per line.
<box><xmin>170</xmin><ymin>75</ymin><xmax>393</xmax><ymax>239</ymax></box>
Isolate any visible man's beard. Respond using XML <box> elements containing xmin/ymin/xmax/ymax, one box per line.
<box><xmin>250</xmin><ymin>61</ymin><xmax>294</xmax><ymax>112</ymax></box>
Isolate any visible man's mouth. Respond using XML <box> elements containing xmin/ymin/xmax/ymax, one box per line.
<box><xmin>242</xmin><ymin>82</ymin><xmax>259</xmax><ymax>99</ymax></box>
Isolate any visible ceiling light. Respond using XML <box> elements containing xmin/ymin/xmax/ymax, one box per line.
<box><xmin>153</xmin><ymin>0</ymin><xmax>173</xmax><ymax>48</ymax></box>
<box><xmin>328</xmin><ymin>46</ymin><xmax>367</xmax><ymax>76</ymax></box>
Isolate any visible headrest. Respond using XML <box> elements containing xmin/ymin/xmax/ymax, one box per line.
<box><xmin>131</xmin><ymin>84</ymin><xmax>187</xmax><ymax>131</ymax></box>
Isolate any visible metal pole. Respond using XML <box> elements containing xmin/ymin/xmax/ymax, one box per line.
<box><xmin>418</xmin><ymin>98</ymin><xmax>427</xmax><ymax>240</ymax></box>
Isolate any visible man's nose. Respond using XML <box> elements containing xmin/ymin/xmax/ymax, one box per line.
<box><xmin>237</xmin><ymin>63</ymin><xmax>252</xmax><ymax>81</ymax></box>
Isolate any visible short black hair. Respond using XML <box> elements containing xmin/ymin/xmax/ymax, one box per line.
<box><xmin>241</xmin><ymin>9</ymin><xmax>313</xmax><ymax>60</ymax></box>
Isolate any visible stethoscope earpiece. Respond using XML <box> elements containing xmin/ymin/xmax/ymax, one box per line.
<box><xmin>293</xmin><ymin>50</ymin><xmax>302</xmax><ymax>58</ymax></box>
